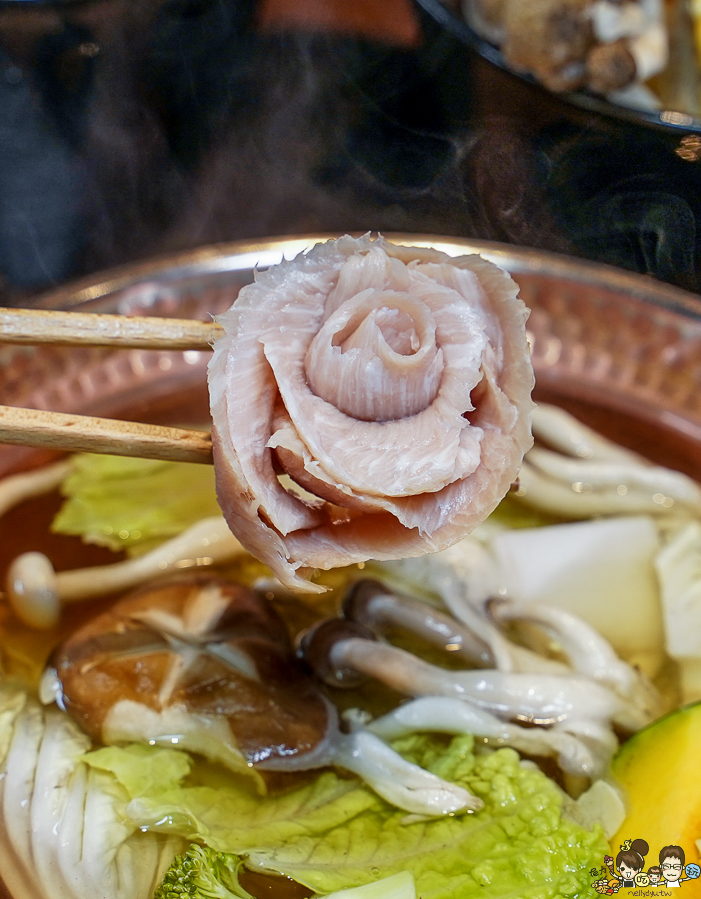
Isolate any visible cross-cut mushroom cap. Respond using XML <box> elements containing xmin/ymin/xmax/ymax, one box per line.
<box><xmin>49</xmin><ymin>576</ymin><xmax>331</xmax><ymax>766</ymax></box>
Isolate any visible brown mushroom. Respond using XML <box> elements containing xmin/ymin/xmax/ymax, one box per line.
<box><xmin>501</xmin><ymin>0</ymin><xmax>593</xmax><ymax>91</ymax></box>
<box><xmin>45</xmin><ymin>576</ymin><xmax>332</xmax><ymax>772</ymax></box>
<box><xmin>586</xmin><ymin>38</ymin><xmax>637</xmax><ymax>92</ymax></box>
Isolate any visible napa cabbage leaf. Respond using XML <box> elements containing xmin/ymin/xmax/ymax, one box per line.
<box><xmin>86</xmin><ymin>733</ymin><xmax>608</xmax><ymax>899</ymax></box>
<box><xmin>0</xmin><ymin>684</ymin><xmax>184</xmax><ymax>899</ymax></box>
<box><xmin>52</xmin><ymin>454</ymin><xmax>219</xmax><ymax>556</ymax></box>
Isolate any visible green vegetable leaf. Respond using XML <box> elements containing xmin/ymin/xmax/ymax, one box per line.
<box><xmin>92</xmin><ymin>735</ymin><xmax>607</xmax><ymax>899</ymax></box>
<box><xmin>83</xmin><ymin>743</ymin><xmax>193</xmax><ymax>799</ymax></box>
<box><xmin>52</xmin><ymin>454</ymin><xmax>220</xmax><ymax>555</ymax></box>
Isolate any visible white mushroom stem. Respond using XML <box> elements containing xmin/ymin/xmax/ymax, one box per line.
<box><xmin>329</xmin><ymin>638</ymin><xmax>624</xmax><ymax>725</ymax></box>
<box><xmin>559</xmin><ymin>715</ymin><xmax>620</xmax><ymax>758</ymax></box>
<box><xmin>6</xmin><ymin>516</ymin><xmax>244</xmax><ymax>629</ymax></box>
<box><xmin>331</xmin><ymin>729</ymin><xmax>482</xmax><ymax>816</ymax></box>
<box><xmin>6</xmin><ymin>552</ymin><xmax>60</xmax><ymax>630</ymax></box>
<box><xmin>516</xmin><ymin>459</ymin><xmax>685</xmax><ymax>518</ymax></box>
<box><xmin>0</xmin><ymin>459</ymin><xmax>73</xmax><ymax>517</ymax></box>
<box><xmin>345</xmin><ymin>583</ymin><xmax>494</xmax><ymax>667</ymax></box>
<box><xmin>368</xmin><ymin>542</ymin><xmax>555</xmax><ymax>674</ymax></box>
<box><xmin>500</xmin><ymin>600</ymin><xmax>627</xmax><ymax>685</ymax></box>
<box><xmin>531</xmin><ymin>404</ymin><xmax>641</xmax><ymax>464</ymax></box>
<box><xmin>490</xmin><ymin>598</ymin><xmax>662</xmax><ymax>729</ymax></box>
<box><xmin>366</xmin><ymin>697</ymin><xmax>614</xmax><ymax>779</ymax></box>
<box><xmin>524</xmin><ymin>404</ymin><xmax>701</xmax><ymax>516</ymax></box>
<box><xmin>436</xmin><ymin>591</ymin><xmax>518</xmax><ymax>671</ymax></box>
<box><xmin>526</xmin><ymin>446</ymin><xmax>701</xmax><ymax>514</ymax></box>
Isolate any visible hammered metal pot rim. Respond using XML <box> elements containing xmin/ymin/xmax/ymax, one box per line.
<box><xmin>33</xmin><ymin>234</ymin><xmax>701</xmax><ymax>323</ymax></box>
<box><xmin>0</xmin><ymin>232</ymin><xmax>692</xmax><ymax>482</ymax></box>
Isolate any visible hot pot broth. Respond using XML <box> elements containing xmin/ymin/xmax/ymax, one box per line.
<box><xmin>0</xmin><ymin>385</ymin><xmax>696</xmax><ymax>899</ymax></box>
<box><xmin>2</xmin><ymin>237</ymin><xmax>701</xmax><ymax>899</ymax></box>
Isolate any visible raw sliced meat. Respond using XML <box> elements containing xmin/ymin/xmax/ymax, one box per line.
<box><xmin>208</xmin><ymin>235</ymin><xmax>534</xmax><ymax>591</ymax></box>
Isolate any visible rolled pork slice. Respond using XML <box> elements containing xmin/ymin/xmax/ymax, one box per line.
<box><xmin>208</xmin><ymin>234</ymin><xmax>534</xmax><ymax>591</ymax></box>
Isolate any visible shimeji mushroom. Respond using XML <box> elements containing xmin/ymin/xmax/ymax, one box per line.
<box><xmin>343</xmin><ymin>579</ymin><xmax>569</xmax><ymax>675</ymax></box>
<box><xmin>487</xmin><ymin>515</ymin><xmax>664</xmax><ymax>676</ymax></box>
<box><xmin>340</xmin><ymin>581</ymin><xmax>661</xmax><ymax>729</ymax></box>
<box><xmin>487</xmin><ymin>597</ymin><xmax>663</xmax><ymax>729</ymax></box>
<box><xmin>0</xmin><ymin>459</ymin><xmax>73</xmax><ymax>517</ymax></box>
<box><xmin>343</xmin><ymin>578</ymin><xmax>495</xmax><ymax>668</ymax></box>
<box><xmin>299</xmin><ymin>581</ymin><xmax>662</xmax><ymax>779</ymax></box>
<box><xmin>300</xmin><ymin>616</ymin><xmax>628</xmax><ymax>726</ymax></box>
<box><xmin>6</xmin><ymin>516</ymin><xmax>244</xmax><ymax>629</ymax></box>
<box><xmin>362</xmin><ymin>696</ymin><xmax>615</xmax><ymax>779</ymax></box>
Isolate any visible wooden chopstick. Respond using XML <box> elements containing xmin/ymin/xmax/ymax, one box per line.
<box><xmin>0</xmin><ymin>308</ymin><xmax>221</xmax><ymax>462</ymax></box>
<box><xmin>0</xmin><ymin>406</ymin><xmax>213</xmax><ymax>464</ymax></box>
<box><xmin>0</xmin><ymin>307</ymin><xmax>224</xmax><ymax>350</ymax></box>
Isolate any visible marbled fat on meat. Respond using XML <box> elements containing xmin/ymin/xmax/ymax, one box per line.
<box><xmin>208</xmin><ymin>235</ymin><xmax>535</xmax><ymax>591</ymax></box>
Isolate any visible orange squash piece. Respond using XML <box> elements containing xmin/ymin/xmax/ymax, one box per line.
<box><xmin>611</xmin><ymin>702</ymin><xmax>701</xmax><ymax>896</ymax></box>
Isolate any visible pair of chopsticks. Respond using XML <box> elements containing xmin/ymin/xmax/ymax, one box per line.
<box><xmin>0</xmin><ymin>307</ymin><xmax>225</xmax><ymax>465</ymax></box>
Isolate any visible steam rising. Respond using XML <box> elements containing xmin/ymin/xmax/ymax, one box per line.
<box><xmin>1</xmin><ymin>0</ymin><xmax>698</xmax><ymax>298</ymax></box>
